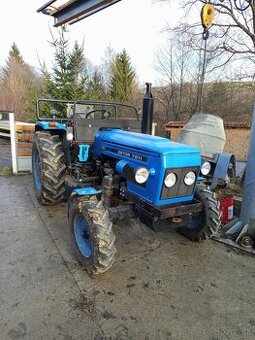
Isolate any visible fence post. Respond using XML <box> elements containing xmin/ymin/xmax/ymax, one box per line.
<box><xmin>9</xmin><ymin>112</ymin><xmax>18</xmax><ymax>174</ymax></box>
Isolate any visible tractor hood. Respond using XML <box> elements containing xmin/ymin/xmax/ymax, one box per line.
<box><xmin>94</xmin><ymin>129</ymin><xmax>199</xmax><ymax>157</ymax></box>
<box><xmin>94</xmin><ymin>129</ymin><xmax>201</xmax><ymax>206</ymax></box>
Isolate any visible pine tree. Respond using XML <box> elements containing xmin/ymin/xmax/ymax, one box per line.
<box><xmin>9</xmin><ymin>42</ymin><xmax>24</xmax><ymax>63</ymax></box>
<box><xmin>42</xmin><ymin>28</ymin><xmax>87</xmax><ymax>103</ymax></box>
<box><xmin>86</xmin><ymin>69</ymin><xmax>105</xmax><ymax>100</ymax></box>
<box><xmin>3</xmin><ymin>42</ymin><xmax>25</xmax><ymax>80</ymax></box>
<box><xmin>109</xmin><ymin>49</ymin><xmax>136</xmax><ymax>103</ymax></box>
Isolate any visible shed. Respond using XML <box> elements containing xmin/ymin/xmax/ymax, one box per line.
<box><xmin>165</xmin><ymin>121</ymin><xmax>251</xmax><ymax>161</ymax></box>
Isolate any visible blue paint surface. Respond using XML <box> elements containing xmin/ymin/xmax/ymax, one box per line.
<box><xmin>186</xmin><ymin>214</ymin><xmax>202</xmax><ymax>229</ymax></box>
<box><xmin>78</xmin><ymin>144</ymin><xmax>90</xmax><ymax>162</ymax></box>
<box><xmin>94</xmin><ymin>129</ymin><xmax>201</xmax><ymax>206</ymax></box>
<box><xmin>213</xmin><ymin>153</ymin><xmax>234</xmax><ymax>179</ymax></box>
<box><xmin>74</xmin><ymin>187</ymin><xmax>101</xmax><ymax>196</ymax></box>
<box><xmin>33</xmin><ymin>148</ymin><xmax>42</xmax><ymax>191</ymax></box>
<box><xmin>35</xmin><ymin>121</ymin><xmax>66</xmax><ymax>131</ymax></box>
<box><xmin>74</xmin><ymin>214</ymin><xmax>93</xmax><ymax>258</ymax></box>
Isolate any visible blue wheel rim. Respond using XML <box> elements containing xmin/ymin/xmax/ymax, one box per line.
<box><xmin>186</xmin><ymin>214</ymin><xmax>203</xmax><ymax>229</ymax></box>
<box><xmin>33</xmin><ymin>148</ymin><xmax>42</xmax><ymax>191</ymax></box>
<box><xmin>74</xmin><ymin>214</ymin><xmax>93</xmax><ymax>258</ymax></box>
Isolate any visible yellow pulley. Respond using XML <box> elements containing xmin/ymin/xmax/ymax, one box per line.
<box><xmin>201</xmin><ymin>3</ymin><xmax>215</xmax><ymax>29</ymax></box>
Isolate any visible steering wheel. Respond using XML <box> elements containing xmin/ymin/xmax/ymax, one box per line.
<box><xmin>85</xmin><ymin>109</ymin><xmax>111</xmax><ymax>120</ymax></box>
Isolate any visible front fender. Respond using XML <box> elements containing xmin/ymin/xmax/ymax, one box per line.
<box><xmin>213</xmin><ymin>153</ymin><xmax>236</xmax><ymax>180</ymax></box>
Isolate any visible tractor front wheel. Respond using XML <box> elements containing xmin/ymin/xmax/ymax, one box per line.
<box><xmin>179</xmin><ymin>185</ymin><xmax>221</xmax><ymax>241</ymax></box>
<box><xmin>68</xmin><ymin>196</ymin><xmax>116</xmax><ymax>275</ymax></box>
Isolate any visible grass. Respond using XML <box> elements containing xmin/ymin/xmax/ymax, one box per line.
<box><xmin>0</xmin><ymin>167</ymin><xmax>13</xmax><ymax>176</ymax></box>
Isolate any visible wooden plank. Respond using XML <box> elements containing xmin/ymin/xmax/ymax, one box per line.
<box><xmin>16</xmin><ymin>134</ymin><xmax>34</xmax><ymax>141</ymax></box>
<box><xmin>17</xmin><ymin>151</ymin><xmax>32</xmax><ymax>157</ymax></box>
<box><xmin>18</xmin><ymin>148</ymin><xmax>32</xmax><ymax>153</ymax></box>
<box><xmin>17</xmin><ymin>143</ymin><xmax>32</xmax><ymax>149</ymax></box>
<box><xmin>16</xmin><ymin>124</ymin><xmax>35</xmax><ymax>132</ymax></box>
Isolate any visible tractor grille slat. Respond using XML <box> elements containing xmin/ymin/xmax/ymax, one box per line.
<box><xmin>161</xmin><ymin>167</ymin><xmax>199</xmax><ymax>200</ymax></box>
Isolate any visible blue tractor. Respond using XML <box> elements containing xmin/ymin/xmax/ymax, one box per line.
<box><xmin>32</xmin><ymin>84</ymin><xmax>221</xmax><ymax>275</ymax></box>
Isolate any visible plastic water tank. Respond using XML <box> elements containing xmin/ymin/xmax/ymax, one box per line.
<box><xmin>177</xmin><ymin>113</ymin><xmax>226</xmax><ymax>158</ymax></box>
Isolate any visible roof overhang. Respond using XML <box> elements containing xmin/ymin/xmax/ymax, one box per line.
<box><xmin>37</xmin><ymin>0</ymin><xmax>122</xmax><ymax>26</ymax></box>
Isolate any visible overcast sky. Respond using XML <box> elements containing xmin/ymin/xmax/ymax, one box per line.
<box><xmin>0</xmin><ymin>0</ymin><xmax>184</xmax><ymax>84</ymax></box>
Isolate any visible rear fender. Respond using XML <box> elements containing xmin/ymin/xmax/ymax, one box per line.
<box><xmin>35</xmin><ymin>121</ymin><xmax>67</xmax><ymax>135</ymax></box>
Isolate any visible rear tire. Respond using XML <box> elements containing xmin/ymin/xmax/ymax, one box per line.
<box><xmin>32</xmin><ymin>131</ymin><xmax>66</xmax><ymax>205</ymax></box>
<box><xmin>68</xmin><ymin>195</ymin><xmax>116</xmax><ymax>275</ymax></box>
<box><xmin>179</xmin><ymin>185</ymin><xmax>221</xmax><ymax>241</ymax></box>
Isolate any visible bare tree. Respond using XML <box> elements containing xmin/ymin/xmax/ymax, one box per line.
<box><xmin>157</xmin><ymin>0</ymin><xmax>255</xmax><ymax>79</ymax></box>
<box><xmin>0</xmin><ymin>44</ymin><xmax>44</xmax><ymax>121</ymax></box>
<box><xmin>154</xmin><ymin>28</ymin><xmax>217</xmax><ymax>119</ymax></box>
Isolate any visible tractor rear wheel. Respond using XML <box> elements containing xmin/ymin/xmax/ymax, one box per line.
<box><xmin>68</xmin><ymin>195</ymin><xmax>116</xmax><ymax>275</ymax></box>
<box><xmin>32</xmin><ymin>131</ymin><xmax>66</xmax><ymax>205</ymax></box>
<box><xmin>179</xmin><ymin>185</ymin><xmax>221</xmax><ymax>241</ymax></box>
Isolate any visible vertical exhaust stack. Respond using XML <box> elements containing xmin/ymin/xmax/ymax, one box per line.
<box><xmin>141</xmin><ymin>83</ymin><xmax>154</xmax><ymax>134</ymax></box>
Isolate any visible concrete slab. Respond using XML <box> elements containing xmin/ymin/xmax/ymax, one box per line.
<box><xmin>0</xmin><ymin>176</ymin><xmax>100</xmax><ymax>339</ymax></box>
<box><xmin>1</xmin><ymin>175</ymin><xmax>255</xmax><ymax>339</ymax></box>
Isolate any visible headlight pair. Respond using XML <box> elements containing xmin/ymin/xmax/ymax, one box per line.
<box><xmin>164</xmin><ymin>171</ymin><xmax>196</xmax><ymax>188</ymax></box>
<box><xmin>135</xmin><ymin>167</ymin><xmax>197</xmax><ymax>187</ymax></box>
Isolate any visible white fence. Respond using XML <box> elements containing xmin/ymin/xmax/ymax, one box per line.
<box><xmin>0</xmin><ymin>113</ymin><xmax>34</xmax><ymax>174</ymax></box>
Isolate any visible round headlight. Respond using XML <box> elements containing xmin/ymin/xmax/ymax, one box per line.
<box><xmin>184</xmin><ymin>171</ymin><xmax>196</xmax><ymax>186</ymax></box>
<box><xmin>66</xmin><ymin>132</ymin><xmax>74</xmax><ymax>141</ymax></box>
<box><xmin>135</xmin><ymin>167</ymin><xmax>149</xmax><ymax>184</ymax></box>
<box><xmin>201</xmin><ymin>161</ymin><xmax>211</xmax><ymax>176</ymax></box>
<box><xmin>164</xmin><ymin>173</ymin><xmax>177</xmax><ymax>188</ymax></box>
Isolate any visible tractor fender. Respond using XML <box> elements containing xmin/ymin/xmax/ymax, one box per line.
<box><xmin>213</xmin><ymin>153</ymin><xmax>236</xmax><ymax>180</ymax></box>
<box><xmin>73</xmin><ymin>187</ymin><xmax>102</xmax><ymax>197</ymax></box>
<box><xmin>68</xmin><ymin>188</ymin><xmax>102</xmax><ymax>217</ymax></box>
<box><xmin>35</xmin><ymin>121</ymin><xmax>67</xmax><ymax>134</ymax></box>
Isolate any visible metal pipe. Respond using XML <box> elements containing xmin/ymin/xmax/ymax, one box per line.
<box><xmin>224</xmin><ymin>103</ymin><xmax>255</xmax><ymax>241</ymax></box>
<box><xmin>240</xmin><ymin>103</ymin><xmax>255</xmax><ymax>225</ymax></box>
<box><xmin>141</xmin><ymin>83</ymin><xmax>154</xmax><ymax>135</ymax></box>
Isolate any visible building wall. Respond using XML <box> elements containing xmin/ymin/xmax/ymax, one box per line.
<box><xmin>224</xmin><ymin>128</ymin><xmax>250</xmax><ymax>161</ymax></box>
<box><xmin>166</xmin><ymin>127</ymin><xmax>250</xmax><ymax>161</ymax></box>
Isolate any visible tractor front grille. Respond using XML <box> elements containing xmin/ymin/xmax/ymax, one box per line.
<box><xmin>160</xmin><ymin>167</ymin><xmax>199</xmax><ymax>200</ymax></box>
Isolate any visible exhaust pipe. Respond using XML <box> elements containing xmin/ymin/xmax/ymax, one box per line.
<box><xmin>141</xmin><ymin>83</ymin><xmax>154</xmax><ymax>135</ymax></box>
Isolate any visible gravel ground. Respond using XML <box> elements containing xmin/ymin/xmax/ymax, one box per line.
<box><xmin>1</xmin><ymin>175</ymin><xmax>255</xmax><ymax>340</ymax></box>
<box><xmin>0</xmin><ymin>139</ymin><xmax>12</xmax><ymax>168</ymax></box>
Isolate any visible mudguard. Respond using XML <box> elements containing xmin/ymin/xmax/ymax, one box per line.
<box><xmin>73</xmin><ymin>188</ymin><xmax>101</xmax><ymax>196</ymax></box>
<box><xmin>213</xmin><ymin>153</ymin><xmax>236</xmax><ymax>180</ymax></box>
<box><xmin>35</xmin><ymin>121</ymin><xmax>67</xmax><ymax>132</ymax></box>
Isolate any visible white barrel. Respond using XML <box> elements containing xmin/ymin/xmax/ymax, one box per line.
<box><xmin>177</xmin><ymin>113</ymin><xmax>226</xmax><ymax>158</ymax></box>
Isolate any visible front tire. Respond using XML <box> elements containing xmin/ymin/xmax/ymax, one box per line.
<box><xmin>32</xmin><ymin>131</ymin><xmax>66</xmax><ymax>205</ymax></box>
<box><xmin>179</xmin><ymin>185</ymin><xmax>221</xmax><ymax>241</ymax></box>
<box><xmin>68</xmin><ymin>195</ymin><xmax>116</xmax><ymax>275</ymax></box>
